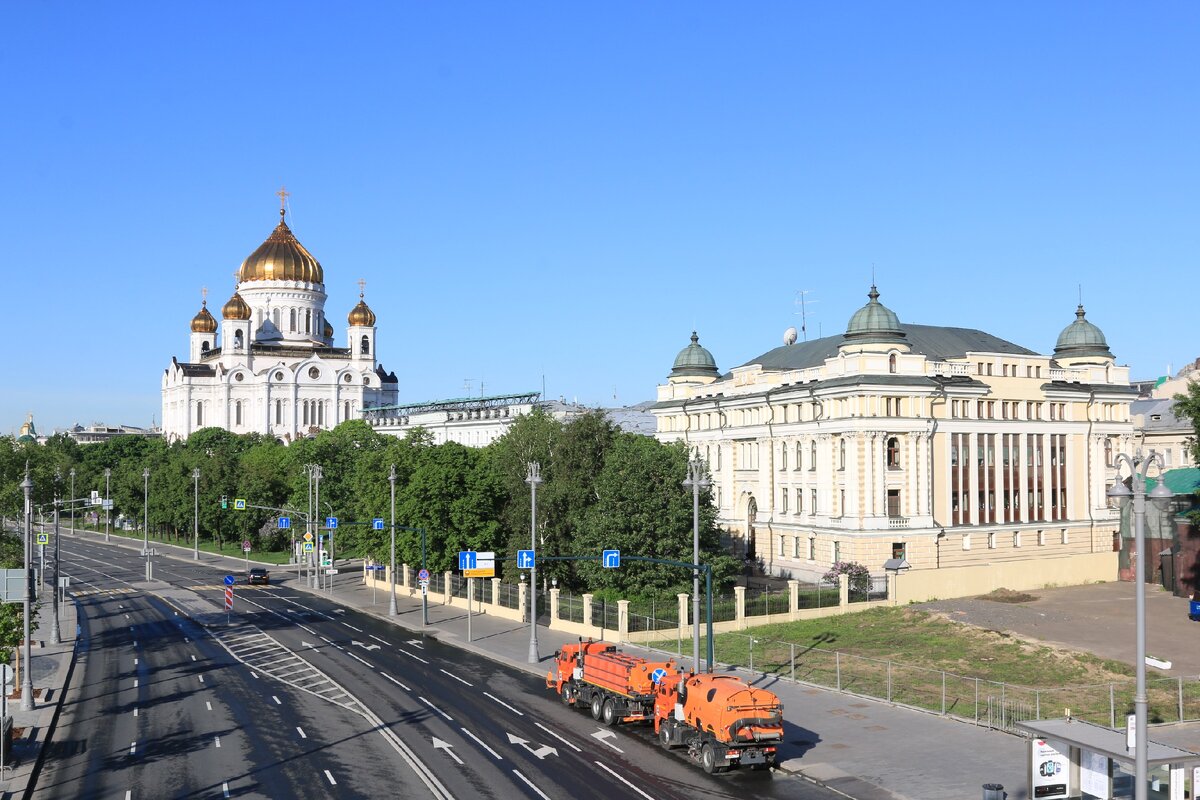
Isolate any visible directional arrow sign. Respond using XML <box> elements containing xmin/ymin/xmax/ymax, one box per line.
<box><xmin>432</xmin><ymin>737</ymin><xmax>463</xmax><ymax>765</ymax></box>
<box><xmin>301</xmin><ymin>641</ymin><xmax>317</xmax><ymax>651</ymax></box>
<box><xmin>352</xmin><ymin>640</ymin><xmax>381</xmax><ymax>652</ymax></box>
<box><xmin>590</xmin><ymin>728</ymin><xmax>623</xmax><ymax>753</ymax></box>
<box><xmin>406</xmin><ymin>639</ymin><xmax>425</xmax><ymax>649</ymax></box>
<box><xmin>506</xmin><ymin>732</ymin><xmax>558</xmax><ymax>759</ymax></box>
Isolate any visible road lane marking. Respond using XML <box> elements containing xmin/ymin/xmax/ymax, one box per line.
<box><xmin>324</xmin><ymin>770</ymin><xmax>337</xmax><ymax>785</ymax></box>
<box><xmin>297</xmin><ymin>624</ymin><xmax>318</xmax><ymax>635</ymax></box>
<box><xmin>272</xmin><ymin>696</ymin><xmax>281</xmax><ymax>705</ymax></box>
<box><xmin>206</xmin><ymin>702</ymin><xmax>212</xmax><ymax>711</ymax></box>
<box><xmin>418</xmin><ymin>696</ymin><xmax>453</xmax><ymax>721</ymax></box>
<box><xmin>191</xmin><ymin>655</ymin><xmax>196</xmax><ymax>661</ymax></box>
<box><xmin>297</xmin><ymin>727</ymin><xmax>307</xmax><ymax>739</ymax></box>
<box><xmin>460</xmin><ymin>727</ymin><xmax>502</xmax><ymax>760</ymax></box>
<box><xmin>134</xmin><ymin>679</ymin><xmax>138</xmax><ymax>688</ymax></box>
<box><xmin>320</xmin><ymin>636</ymin><xmax>334</xmax><ymax>644</ymax></box>
<box><xmin>369</xmin><ymin>634</ymin><xmax>390</xmax><ymax>646</ymax></box>
<box><xmin>382</xmin><ymin>673</ymin><xmax>410</xmax><ymax>691</ymax></box>
<box><xmin>341</xmin><ymin>622</ymin><xmax>363</xmax><ymax>632</ymax></box>
<box><xmin>594</xmin><ymin>761</ymin><xmax>654</xmax><ymax>800</ymax></box>
<box><xmin>222</xmin><ymin>782</ymin><xmax>229</xmax><ymax>797</ymax></box>
<box><xmin>483</xmin><ymin>692</ymin><xmax>524</xmax><ymax>716</ymax></box>
<box><xmin>399</xmin><ymin>648</ymin><xmax>429</xmax><ymax>664</ymax></box>
<box><xmin>130</xmin><ymin>741</ymin><xmax>136</xmax><ymax>755</ymax></box>
<box><xmin>591</xmin><ymin>728</ymin><xmax>623</xmax><ymax>752</ymax></box>
<box><xmin>512</xmin><ymin>770</ymin><xmax>551</xmax><ymax>800</ymax></box>
<box><xmin>346</xmin><ymin>651</ymin><xmax>372</xmax><ymax>667</ymax></box>
<box><xmin>134</xmin><ymin>658</ymin><xmax>138</xmax><ymax>666</ymax></box>
<box><xmin>535</xmin><ymin>722</ymin><xmax>581</xmax><ymax>752</ymax></box>
<box><xmin>214</xmin><ymin>736</ymin><xmax>221</xmax><ymax>748</ymax></box>
<box><xmin>251</xmin><ymin>672</ymin><xmax>258</xmax><ymax>678</ymax></box>
<box><xmin>133</xmin><ymin>708</ymin><xmax>138</xmax><ymax>717</ymax></box>
<box><xmin>198</xmin><ymin>675</ymin><xmax>205</xmax><ymax>684</ymax></box>
<box><xmin>439</xmin><ymin>668</ymin><xmax>472</xmax><ymax>687</ymax></box>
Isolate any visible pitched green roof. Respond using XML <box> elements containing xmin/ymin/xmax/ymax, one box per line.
<box><xmin>1145</xmin><ymin>468</ymin><xmax>1200</xmax><ymax>496</ymax></box>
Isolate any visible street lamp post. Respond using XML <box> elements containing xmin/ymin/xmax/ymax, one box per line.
<box><xmin>51</xmin><ymin>472</ymin><xmax>61</xmax><ymax>644</ymax></box>
<box><xmin>388</xmin><ymin>464</ymin><xmax>398</xmax><ymax>616</ymax></box>
<box><xmin>682</xmin><ymin>457</ymin><xmax>710</xmax><ymax>674</ymax></box>
<box><xmin>69</xmin><ymin>468</ymin><xmax>75</xmax><ymax>537</ymax></box>
<box><xmin>142</xmin><ymin>467</ymin><xmax>151</xmax><ymax>581</ymax></box>
<box><xmin>525</xmin><ymin>462</ymin><xmax>542</xmax><ymax>664</ymax></box>
<box><xmin>1107</xmin><ymin>451</ymin><xmax>1173</xmax><ymax>800</ymax></box>
<box><xmin>20</xmin><ymin>467</ymin><xmax>34</xmax><ymax>711</ymax></box>
<box><xmin>192</xmin><ymin>468</ymin><xmax>201</xmax><ymax>560</ymax></box>
<box><xmin>104</xmin><ymin>468</ymin><xmax>111</xmax><ymax>543</ymax></box>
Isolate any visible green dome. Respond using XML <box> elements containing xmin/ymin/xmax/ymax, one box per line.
<box><xmin>843</xmin><ymin>285</ymin><xmax>906</xmax><ymax>345</ymax></box>
<box><xmin>670</xmin><ymin>331</ymin><xmax>719</xmax><ymax>379</ymax></box>
<box><xmin>1054</xmin><ymin>305</ymin><xmax>1112</xmax><ymax>360</ymax></box>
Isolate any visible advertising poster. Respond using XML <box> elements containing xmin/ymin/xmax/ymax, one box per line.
<box><xmin>1080</xmin><ymin>750</ymin><xmax>1109</xmax><ymax>799</ymax></box>
<box><xmin>1031</xmin><ymin>739</ymin><xmax>1070</xmax><ymax>799</ymax></box>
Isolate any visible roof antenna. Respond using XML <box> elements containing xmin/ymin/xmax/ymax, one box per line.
<box><xmin>794</xmin><ymin>290</ymin><xmax>818</xmax><ymax>342</ymax></box>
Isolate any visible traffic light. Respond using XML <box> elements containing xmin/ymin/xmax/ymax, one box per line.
<box><xmin>221</xmin><ymin>495</ymin><xmax>228</xmax><ymax>509</ymax></box>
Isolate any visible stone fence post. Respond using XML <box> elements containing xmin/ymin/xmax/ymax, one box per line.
<box><xmin>734</xmin><ymin>585</ymin><xmax>747</xmax><ymax>630</ymax></box>
<box><xmin>838</xmin><ymin>573</ymin><xmax>849</xmax><ymax>607</ymax></box>
<box><xmin>787</xmin><ymin>579</ymin><xmax>799</xmax><ymax>621</ymax></box>
<box><xmin>519</xmin><ymin>581</ymin><xmax>529</xmax><ymax>622</ymax></box>
<box><xmin>549</xmin><ymin>587</ymin><xmax>560</xmax><ymax>624</ymax></box>
<box><xmin>582</xmin><ymin>593</ymin><xmax>594</xmax><ymax>629</ymax></box>
<box><xmin>677</xmin><ymin>593</ymin><xmax>689</xmax><ymax>639</ymax></box>
<box><xmin>617</xmin><ymin>600</ymin><xmax>629</xmax><ymax>642</ymax></box>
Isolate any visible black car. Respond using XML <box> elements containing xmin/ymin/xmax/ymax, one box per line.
<box><xmin>248</xmin><ymin>568</ymin><xmax>270</xmax><ymax>585</ymax></box>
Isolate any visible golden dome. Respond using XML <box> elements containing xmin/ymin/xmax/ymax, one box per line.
<box><xmin>191</xmin><ymin>301</ymin><xmax>218</xmax><ymax>333</ymax></box>
<box><xmin>238</xmin><ymin>209</ymin><xmax>324</xmax><ymax>284</ymax></box>
<box><xmin>347</xmin><ymin>294</ymin><xmax>376</xmax><ymax>327</ymax></box>
<box><xmin>222</xmin><ymin>291</ymin><xmax>252</xmax><ymax>320</ymax></box>
<box><xmin>323</xmin><ymin>318</ymin><xmax>334</xmax><ymax>338</ymax></box>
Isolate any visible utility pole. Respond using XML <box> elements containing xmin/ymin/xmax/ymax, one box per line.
<box><xmin>388</xmin><ymin>464</ymin><xmax>397</xmax><ymax>616</ymax></box>
<box><xmin>192</xmin><ymin>468</ymin><xmax>201</xmax><ymax>560</ymax></box>
<box><xmin>20</xmin><ymin>467</ymin><xmax>34</xmax><ymax>710</ymax></box>
<box><xmin>51</xmin><ymin>472</ymin><xmax>61</xmax><ymax>644</ymax></box>
<box><xmin>525</xmin><ymin>462</ymin><xmax>542</xmax><ymax>664</ymax></box>
<box><xmin>104</xmin><ymin>468</ymin><xmax>111</xmax><ymax>543</ymax></box>
<box><xmin>682</xmin><ymin>458</ymin><xmax>710</xmax><ymax>674</ymax></box>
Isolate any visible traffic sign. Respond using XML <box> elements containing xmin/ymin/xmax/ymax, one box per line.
<box><xmin>303</xmin><ymin>531</ymin><xmax>314</xmax><ymax>542</ymax></box>
<box><xmin>517</xmin><ymin>549</ymin><xmax>535</xmax><ymax>569</ymax></box>
<box><xmin>242</xmin><ymin>540</ymin><xmax>252</xmax><ymax>553</ymax></box>
<box><xmin>458</xmin><ymin>551</ymin><xmax>477</xmax><ymax>571</ymax></box>
<box><xmin>464</xmin><ymin>551</ymin><xmax>495</xmax><ymax>578</ymax></box>
<box><xmin>224</xmin><ymin>575</ymin><xmax>235</xmax><ymax>586</ymax></box>
<box><xmin>602</xmin><ymin>549</ymin><xmax>621</xmax><ymax>568</ymax></box>
<box><xmin>372</xmin><ymin>518</ymin><xmax>385</xmax><ymax>530</ymax></box>
<box><xmin>650</xmin><ymin>667</ymin><xmax>668</xmax><ymax>684</ymax></box>
<box><xmin>366</xmin><ymin>564</ymin><xmax>385</xmax><ymax>571</ymax></box>
<box><xmin>224</xmin><ymin>586</ymin><xmax>233</xmax><ymax>610</ymax></box>
<box><xmin>303</xmin><ymin>542</ymin><xmax>314</xmax><ymax>552</ymax></box>
<box><xmin>417</xmin><ymin>568</ymin><xmax>431</xmax><ymax>582</ymax></box>
<box><xmin>234</xmin><ymin>498</ymin><xmax>246</xmax><ymax>510</ymax></box>
<box><xmin>278</xmin><ymin>517</ymin><xmax>291</xmax><ymax>529</ymax></box>
<box><xmin>36</xmin><ymin>533</ymin><xmax>49</xmax><ymax>545</ymax></box>
<box><xmin>326</xmin><ymin>517</ymin><xmax>338</xmax><ymax>529</ymax></box>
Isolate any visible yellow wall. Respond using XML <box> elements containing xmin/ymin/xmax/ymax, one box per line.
<box><xmin>890</xmin><ymin>551</ymin><xmax>1116</xmax><ymax>604</ymax></box>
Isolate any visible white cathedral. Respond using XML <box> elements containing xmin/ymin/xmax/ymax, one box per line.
<box><xmin>161</xmin><ymin>200</ymin><xmax>398</xmax><ymax>442</ymax></box>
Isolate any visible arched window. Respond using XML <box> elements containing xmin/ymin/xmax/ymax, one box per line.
<box><xmin>780</xmin><ymin>445</ymin><xmax>787</xmax><ymax>471</ymax></box>
<box><xmin>810</xmin><ymin>440</ymin><xmax>817</xmax><ymax>468</ymax></box>
<box><xmin>201</xmin><ymin>341</ymin><xmax>209</xmax><ymax>352</ymax></box>
<box><xmin>196</xmin><ymin>402</ymin><xmax>203</xmax><ymax>426</ymax></box>
<box><xmin>289</xmin><ymin>308</ymin><xmax>297</xmax><ymax>332</ymax></box>
<box><xmin>235</xmin><ymin>400</ymin><xmax>243</xmax><ymax>426</ymax></box>
<box><xmin>305</xmin><ymin>309</ymin><xmax>312</xmax><ymax>334</ymax></box>
<box><xmin>839</xmin><ymin>439</ymin><xmax>846</xmax><ymax>470</ymax></box>
<box><xmin>360</xmin><ymin>335</ymin><xmax>370</xmax><ymax>355</ymax></box>
<box><xmin>344</xmin><ymin>401</ymin><xmax>350</xmax><ymax>420</ymax></box>
<box><xmin>889</xmin><ymin>353</ymin><xmax>897</xmax><ymax>373</ymax></box>
<box><xmin>795</xmin><ymin>442</ymin><xmax>802</xmax><ymax>470</ymax></box>
<box><xmin>233</xmin><ymin>330</ymin><xmax>243</xmax><ymax>350</ymax></box>
<box><xmin>302</xmin><ymin>401</ymin><xmax>309</xmax><ymax>426</ymax></box>
<box><xmin>275</xmin><ymin>400</ymin><xmax>282</xmax><ymax>425</ymax></box>
<box><xmin>1104</xmin><ymin>438</ymin><xmax>1113</xmax><ymax>467</ymax></box>
<box><xmin>272</xmin><ymin>308</ymin><xmax>281</xmax><ymax>328</ymax></box>
<box><xmin>887</xmin><ymin>437</ymin><xmax>900</xmax><ymax>468</ymax></box>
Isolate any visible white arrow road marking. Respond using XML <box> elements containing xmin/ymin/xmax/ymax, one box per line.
<box><xmin>432</xmin><ymin>737</ymin><xmax>463</xmax><ymax>765</ymax></box>
<box><xmin>301</xmin><ymin>641</ymin><xmax>317</xmax><ymax>650</ymax></box>
<box><xmin>591</xmin><ymin>728</ymin><xmax>623</xmax><ymax>753</ymax></box>
<box><xmin>483</xmin><ymin>692</ymin><xmax>524</xmax><ymax>716</ymax></box>
<box><xmin>534</xmin><ymin>722</ymin><xmax>582</xmax><ymax>752</ymax></box>
<box><xmin>594</xmin><ymin>761</ymin><xmax>654</xmax><ymax>800</ymax></box>
<box><xmin>439</xmin><ymin>668</ymin><xmax>472</xmax><ymax>686</ymax></box>
<box><xmin>351</xmin><ymin>640</ymin><xmax>380</xmax><ymax>651</ymax></box>
<box><xmin>506</xmin><ymin>732</ymin><xmax>558</xmax><ymax>759</ymax></box>
<box><xmin>406</xmin><ymin>639</ymin><xmax>425</xmax><ymax>648</ymax></box>
<box><xmin>460</xmin><ymin>727</ymin><xmax>502</xmax><ymax>759</ymax></box>
<box><xmin>512</xmin><ymin>769</ymin><xmax>551</xmax><ymax>800</ymax></box>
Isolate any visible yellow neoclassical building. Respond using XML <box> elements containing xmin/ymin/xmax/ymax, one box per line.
<box><xmin>653</xmin><ymin>287</ymin><xmax>1136</xmax><ymax>592</ymax></box>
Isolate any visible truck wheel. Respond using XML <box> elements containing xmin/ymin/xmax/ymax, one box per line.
<box><xmin>701</xmin><ymin>743</ymin><xmax>718</xmax><ymax>774</ymax></box>
<box><xmin>590</xmin><ymin>693</ymin><xmax>603</xmax><ymax>720</ymax></box>
<box><xmin>560</xmin><ymin>684</ymin><xmax>573</xmax><ymax>706</ymax></box>
<box><xmin>601</xmin><ymin>699</ymin><xmax>618</xmax><ymax>727</ymax></box>
<box><xmin>659</xmin><ymin>723</ymin><xmax>674</xmax><ymax>750</ymax></box>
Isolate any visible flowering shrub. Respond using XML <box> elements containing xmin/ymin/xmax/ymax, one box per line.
<box><xmin>821</xmin><ymin>561</ymin><xmax>871</xmax><ymax>595</ymax></box>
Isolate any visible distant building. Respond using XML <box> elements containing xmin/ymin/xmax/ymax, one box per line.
<box><xmin>362</xmin><ymin>393</ymin><xmax>656</xmax><ymax>446</ymax></box>
<box><xmin>1131</xmin><ymin>357</ymin><xmax>1199</xmax><ymax>469</ymax></box>
<box><xmin>161</xmin><ymin>198</ymin><xmax>398</xmax><ymax>442</ymax></box>
<box><xmin>15</xmin><ymin>413</ymin><xmax>42</xmax><ymax>444</ymax></box>
<box><xmin>64</xmin><ymin>423</ymin><xmax>160</xmax><ymax>445</ymax></box>
<box><xmin>653</xmin><ymin>286</ymin><xmax>1136</xmax><ymax>583</ymax></box>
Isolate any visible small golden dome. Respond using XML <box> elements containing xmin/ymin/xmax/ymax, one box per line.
<box><xmin>238</xmin><ymin>209</ymin><xmax>324</xmax><ymax>284</ymax></box>
<box><xmin>347</xmin><ymin>294</ymin><xmax>376</xmax><ymax>327</ymax></box>
<box><xmin>323</xmin><ymin>318</ymin><xmax>334</xmax><ymax>338</ymax></box>
<box><xmin>191</xmin><ymin>302</ymin><xmax>218</xmax><ymax>333</ymax></box>
<box><xmin>222</xmin><ymin>291</ymin><xmax>252</xmax><ymax>320</ymax></box>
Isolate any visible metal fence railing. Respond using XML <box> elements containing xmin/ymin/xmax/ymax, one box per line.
<box><xmin>558</xmin><ymin>593</ymin><xmax>584</xmax><ymax>624</ymax></box>
<box><xmin>848</xmin><ymin>575</ymin><xmax>888</xmax><ymax>603</ymax></box>
<box><xmin>428</xmin><ymin>571</ymin><xmax>445</xmax><ymax>595</ymax></box>
<box><xmin>795</xmin><ymin>580</ymin><xmax>834</xmax><ymax>609</ymax></box>
<box><xmin>496</xmin><ymin>581</ymin><xmax>521</xmax><ymax>609</ymax></box>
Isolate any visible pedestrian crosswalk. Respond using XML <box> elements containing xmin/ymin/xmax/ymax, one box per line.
<box><xmin>71</xmin><ymin>587</ymin><xmax>139</xmax><ymax>598</ymax></box>
<box><xmin>189</xmin><ymin>584</ymin><xmax>275</xmax><ymax>591</ymax></box>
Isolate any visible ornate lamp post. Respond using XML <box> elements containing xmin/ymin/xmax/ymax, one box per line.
<box><xmin>51</xmin><ymin>471</ymin><xmax>61</xmax><ymax>644</ymax></box>
<box><xmin>143</xmin><ymin>467</ymin><xmax>151</xmax><ymax>581</ymax></box>
<box><xmin>20</xmin><ymin>467</ymin><xmax>34</xmax><ymax>710</ymax></box>
<box><xmin>525</xmin><ymin>462</ymin><xmax>542</xmax><ymax>664</ymax></box>
<box><xmin>1107</xmin><ymin>451</ymin><xmax>1173</xmax><ymax>800</ymax></box>
<box><xmin>682</xmin><ymin>457</ymin><xmax>710</xmax><ymax>674</ymax></box>
<box><xmin>388</xmin><ymin>464</ymin><xmax>398</xmax><ymax>616</ymax></box>
<box><xmin>192</xmin><ymin>468</ymin><xmax>201</xmax><ymax>560</ymax></box>
<box><xmin>104</xmin><ymin>468</ymin><xmax>111</xmax><ymax>543</ymax></box>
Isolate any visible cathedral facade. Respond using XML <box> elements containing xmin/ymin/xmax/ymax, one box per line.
<box><xmin>162</xmin><ymin>202</ymin><xmax>398</xmax><ymax>442</ymax></box>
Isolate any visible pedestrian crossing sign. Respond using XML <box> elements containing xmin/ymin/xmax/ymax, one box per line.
<box><xmin>303</xmin><ymin>542</ymin><xmax>314</xmax><ymax>552</ymax></box>
<box><xmin>36</xmin><ymin>533</ymin><xmax>49</xmax><ymax>545</ymax></box>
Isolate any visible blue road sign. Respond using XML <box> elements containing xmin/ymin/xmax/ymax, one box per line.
<box><xmin>372</xmin><ymin>518</ymin><xmax>385</xmax><ymax>530</ymax></box>
<box><xmin>517</xmin><ymin>549</ymin><xmax>535</xmax><ymax>569</ymax></box>
<box><xmin>366</xmin><ymin>564</ymin><xmax>385</xmax><ymax>571</ymax></box>
<box><xmin>651</xmin><ymin>667</ymin><xmax>668</xmax><ymax>684</ymax></box>
<box><xmin>36</xmin><ymin>533</ymin><xmax>49</xmax><ymax>545</ymax></box>
<box><xmin>417</xmin><ymin>568</ymin><xmax>431</xmax><ymax>582</ymax></box>
<box><xmin>326</xmin><ymin>517</ymin><xmax>338</xmax><ymax>529</ymax></box>
<box><xmin>278</xmin><ymin>517</ymin><xmax>291</xmax><ymax>529</ymax></box>
<box><xmin>224</xmin><ymin>575</ymin><xmax>235</xmax><ymax>586</ymax></box>
<box><xmin>303</xmin><ymin>542</ymin><xmax>314</xmax><ymax>552</ymax></box>
<box><xmin>602</xmin><ymin>549</ymin><xmax>621</xmax><ymax>568</ymax></box>
<box><xmin>458</xmin><ymin>551</ymin><xmax>477</xmax><ymax>571</ymax></box>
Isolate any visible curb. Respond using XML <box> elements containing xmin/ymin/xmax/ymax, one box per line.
<box><xmin>20</xmin><ymin>598</ymin><xmax>81</xmax><ymax>800</ymax></box>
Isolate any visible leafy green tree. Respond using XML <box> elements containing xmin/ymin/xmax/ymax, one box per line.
<box><xmin>1174</xmin><ymin>381</ymin><xmax>1200</xmax><ymax>465</ymax></box>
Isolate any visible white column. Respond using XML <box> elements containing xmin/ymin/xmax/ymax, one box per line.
<box><xmin>968</xmin><ymin>433</ymin><xmax>980</xmax><ymax>525</ymax></box>
<box><xmin>863</xmin><ymin>432</ymin><xmax>875</xmax><ymax>517</ymax></box>
<box><xmin>846</xmin><ymin>433</ymin><xmax>859</xmax><ymax>521</ymax></box>
<box><xmin>1018</xmin><ymin>432</ymin><xmax>1030</xmax><ymax>523</ymax></box>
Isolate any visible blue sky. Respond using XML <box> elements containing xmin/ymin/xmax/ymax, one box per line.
<box><xmin>3</xmin><ymin>2</ymin><xmax>1197</xmax><ymax>433</ymax></box>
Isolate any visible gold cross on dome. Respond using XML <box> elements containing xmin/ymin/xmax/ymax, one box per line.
<box><xmin>277</xmin><ymin>185</ymin><xmax>290</xmax><ymax>211</ymax></box>
<box><xmin>201</xmin><ymin>286</ymin><xmax>208</xmax><ymax>303</ymax></box>
<box><xmin>358</xmin><ymin>278</ymin><xmax>366</xmax><ymax>297</ymax></box>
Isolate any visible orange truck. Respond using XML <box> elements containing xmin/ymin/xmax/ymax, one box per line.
<box><xmin>546</xmin><ymin>640</ymin><xmax>679</xmax><ymax>726</ymax></box>
<box><xmin>653</xmin><ymin>672</ymin><xmax>784</xmax><ymax>773</ymax></box>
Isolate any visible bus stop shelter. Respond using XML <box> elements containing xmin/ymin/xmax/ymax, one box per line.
<box><xmin>1016</xmin><ymin>718</ymin><xmax>1200</xmax><ymax>799</ymax></box>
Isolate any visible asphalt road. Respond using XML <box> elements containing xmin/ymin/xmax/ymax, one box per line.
<box><xmin>35</xmin><ymin>537</ymin><xmax>846</xmax><ymax>800</ymax></box>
